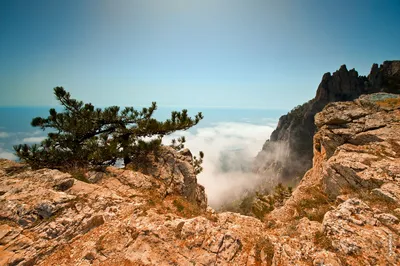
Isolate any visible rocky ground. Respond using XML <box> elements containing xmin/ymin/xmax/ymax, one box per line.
<box><xmin>0</xmin><ymin>147</ymin><xmax>271</xmax><ymax>265</ymax></box>
<box><xmin>1</xmin><ymin>92</ymin><xmax>400</xmax><ymax>265</ymax></box>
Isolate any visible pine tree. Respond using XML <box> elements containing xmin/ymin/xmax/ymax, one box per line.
<box><xmin>14</xmin><ymin>87</ymin><xmax>204</xmax><ymax>170</ymax></box>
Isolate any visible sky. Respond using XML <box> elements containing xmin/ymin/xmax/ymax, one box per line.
<box><xmin>1</xmin><ymin>0</ymin><xmax>399</xmax><ymax>109</ymax></box>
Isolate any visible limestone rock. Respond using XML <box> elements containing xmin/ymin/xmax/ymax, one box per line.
<box><xmin>254</xmin><ymin>61</ymin><xmax>400</xmax><ymax>183</ymax></box>
<box><xmin>53</xmin><ymin>177</ymin><xmax>74</xmax><ymax>191</ymax></box>
<box><xmin>86</xmin><ymin>171</ymin><xmax>104</xmax><ymax>183</ymax></box>
<box><xmin>1</xmin><ymin>89</ymin><xmax>400</xmax><ymax>264</ymax></box>
<box><xmin>269</xmin><ymin>92</ymin><xmax>400</xmax><ymax>265</ymax></box>
<box><xmin>312</xmin><ymin>251</ymin><xmax>342</xmax><ymax>266</ymax></box>
<box><xmin>323</xmin><ymin>198</ymin><xmax>399</xmax><ymax>264</ymax></box>
<box><xmin>128</xmin><ymin>146</ymin><xmax>207</xmax><ymax>209</ymax></box>
<box><xmin>0</xmin><ymin>149</ymin><xmax>275</xmax><ymax>265</ymax></box>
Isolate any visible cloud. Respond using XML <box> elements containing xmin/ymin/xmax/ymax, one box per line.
<box><xmin>22</xmin><ymin>136</ymin><xmax>46</xmax><ymax>143</ymax></box>
<box><xmin>0</xmin><ymin>132</ymin><xmax>9</xmax><ymax>138</ymax></box>
<box><xmin>0</xmin><ymin>147</ymin><xmax>17</xmax><ymax>161</ymax></box>
<box><xmin>163</xmin><ymin>121</ymin><xmax>276</xmax><ymax>208</ymax></box>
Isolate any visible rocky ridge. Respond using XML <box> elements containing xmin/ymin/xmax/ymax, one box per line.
<box><xmin>1</xmin><ymin>93</ymin><xmax>400</xmax><ymax>265</ymax></box>
<box><xmin>254</xmin><ymin>61</ymin><xmax>400</xmax><ymax>183</ymax></box>
<box><xmin>269</xmin><ymin>92</ymin><xmax>400</xmax><ymax>265</ymax></box>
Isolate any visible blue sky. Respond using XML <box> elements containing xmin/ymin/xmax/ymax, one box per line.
<box><xmin>1</xmin><ymin>0</ymin><xmax>399</xmax><ymax>109</ymax></box>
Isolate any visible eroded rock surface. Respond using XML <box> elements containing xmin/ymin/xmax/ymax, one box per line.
<box><xmin>0</xmin><ymin>148</ymin><xmax>275</xmax><ymax>266</ymax></box>
<box><xmin>0</xmin><ymin>148</ymin><xmax>213</xmax><ymax>265</ymax></box>
<box><xmin>1</xmin><ymin>93</ymin><xmax>400</xmax><ymax>265</ymax></box>
<box><xmin>269</xmin><ymin>93</ymin><xmax>400</xmax><ymax>265</ymax></box>
<box><xmin>254</xmin><ymin>61</ymin><xmax>400</xmax><ymax>183</ymax></box>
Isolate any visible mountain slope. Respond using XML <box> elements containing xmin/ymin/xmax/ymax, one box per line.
<box><xmin>254</xmin><ymin>61</ymin><xmax>400</xmax><ymax>183</ymax></box>
<box><xmin>1</xmin><ymin>93</ymin><xmax>400</xmax><ymax>265</ymax></box>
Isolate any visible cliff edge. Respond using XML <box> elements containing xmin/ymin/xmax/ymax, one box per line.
<box><xmin>254</xmin><ymin>61</ymin><xmax>400</xmax><ymax>183</ymax></box>
<box><xmin>268</xmin><ymin>92</ymin><xmax>400</xmax><ymax>265</ymax></box>
<box><xmin>0</xmin><ymin>147</ymin><xmax>273</xmax><ymax>265</ymax></box>
<box><xmin>1</xmin><ymin>93</ymin><xmax>400</xmax><ymax>265</ymax></box>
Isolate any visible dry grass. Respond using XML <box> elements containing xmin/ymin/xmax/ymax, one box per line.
<box><xmin>376</xmin><ymin>97</ymin><xmax>400</xmax><ymax>109</ymax></box>
<box><xmin>172</xmin><ymin>199</ymin><xmax>185</xmax><ymax>213</ymax></box>
<box><xmin>68</xmin><ymin>168</ymin><xmax>91</xmax><ymax>183</ymax></box>
<box><xmin>135</xmin><ymin>193</ymin><xmax>163</xmax><ymax>217</ymax></box>
<box><xmin>338</xmin><ymin>186</ymin><xmax>400</xmax><ymax>225</ymax></box>
<box><xmin>294</xmin><ymin>187</ymin><xmax>334</xmax><ymax>222</ymax></box>
<box><xmin>283</xmin><ymin>220</ymin><xmax>301</xmax><ymax>237</ymax></box>
<box><xmin>164</xmin><ymin>195</ymin><xmax>204</xmax><ymax>218</ymax></box>
<box><xmin>314</xmin><ymin>230</ymin><xmax>334</xmax><ymax>251</ymax></box>
<box><xmin>0</xmin><ymin>218</ymin><xmax>20</xmax><ymax>227</ymax></box>
<box><xmin>3</xmin><ymin>164</ymin><xmax>30</xmax><ymax>176</ymax></box>
<box><xmin>356</xmin><ymin>189</ymin><xmax>399</xmax><ymax>215</ymax></box>
<box><xmin>387</xmin><ymin>139</ymin><xmax>400</xmax><ymax>156</ymax></box>
<box><xmin>95</xmin><ymin>234</ymin><xmax>106</xmax><ymax>253</ymax></box>
<box><xmin>254</xmin><ymin>237</ymin><xmax>274</xmax><ymax>266</ymax></box>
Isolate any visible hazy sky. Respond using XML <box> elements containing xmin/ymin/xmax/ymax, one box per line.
<box><xmin>1</xmin><ymin>0</ymin><xmax>399</xmax><ymax>108</ymax></box>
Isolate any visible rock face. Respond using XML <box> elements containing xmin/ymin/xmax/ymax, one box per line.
<box><xmin>314</xmin><ymin>93</ymin><xmax>400</xmax><ymax>199</ymax></box>
<box><xmin>254</xmin><ymin>61</ymin><xmax>400</xmax><ymax>182</ymax></box>
<box><xmin>269</xmin><ymin>93</ymin><xmax>400</xmax><ymax>265</ymax></box>
<box><xmin>0</xmin><ymin>147</ymin><xmax>210</xmax><ymax>265</ymax></box>
<box><xmin>0</xmin><ymin>147</ymin><xmax>276</xmax><ymax>266</ymax></box>
<box><xmin>128</xmin><ymin>147</ymin><xmax>207</xmax><ymax>209</ymax></box>
<box><xmin>1</xmin><ymin>93</ymin><xmax>400</xmax><ymax>265</ymax></box>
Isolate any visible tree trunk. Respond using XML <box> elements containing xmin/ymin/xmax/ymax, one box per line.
<box><xmin>124</xmin><ymin>156</ymin><xmax>131</xmax><ymax>166</ymax></box>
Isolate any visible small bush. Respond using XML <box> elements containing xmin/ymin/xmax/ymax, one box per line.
<box><xmin>69</xmin><ymin>168</ymin><xmax>90</xmax><ymax>183</ymax></box>
<box><xmin>173</xmin><ymin>199</ymin><xmax>185</xmax><ymax>212</ymax></box>
<box><xmin>170</xmin><ymin>196</ymin><xmax>203</xmax><ymax>218</ymax></box>
<box><xmin>252</xmin><ymin>183</ymin><xmax>293</xmax><ymax>220</ymax></box>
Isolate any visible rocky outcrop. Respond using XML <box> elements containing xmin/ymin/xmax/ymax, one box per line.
<box><xmin>254</xmin><ymin>61</ymin><xmax>400</xmax><ymax>183</ymax></box>
<box><xmin>0</xmin><ymin>147</ymin><xmax>211</xmax><ymax>265</ymax></box>
<box><xmin>323</xmin><ymin>198</ymin><xmax>398</xmax><ymax>261</ymax></box>
<box><xmin>128</xmin><ymin>147</ymin><xmax>207</xmax><ymax>209</ymax></box>
<box><xmin>0</xmin><ymin>146</ymin><xmax>281</xmax><ymax>266</ymax></box>
<box><xmin>269</xmin><ymin>93</ymin><xmax>400</xmax><ymax>265</ymax></box>
<box><xmin>1</xmin><ymin>93</ymin><xmax>400</xmax><ymax>265</ymax></box>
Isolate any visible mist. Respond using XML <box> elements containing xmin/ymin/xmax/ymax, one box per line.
<box><xmin>0</xmin><ymin>146</ymin><xmax>17</xmax><ymax>161</ymax></box>
<box><xmin>163</xmin><ymin>121</ymin><xmax>277</xmax><ymax>208</ymax></box>
<box><xmin>0</xmin><ymin>117</ymin><xmax>286</xmax><ymax>208</ymax></box>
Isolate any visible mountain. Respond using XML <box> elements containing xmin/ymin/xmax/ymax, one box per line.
<box><xmin>254</xmin><ymin>61</ymin><xmax>400</xmax><ymax>183</ymax></box>
<box><xmin>268</xmin><ymin>92</ymin><xmax>400</xmax><ymax>265</ymax></box>
<box><xmin>1</xmin><ymin>92</ymin><xmax>400</xmax><ymax>265</ymax></box>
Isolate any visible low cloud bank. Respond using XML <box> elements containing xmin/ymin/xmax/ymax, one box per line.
<box><xmin>163</xmin><ymin>121</ymin><xmax>276</xmax><ymax>208</ymax></box>
<box><xmin>0</xmin><ymin>147</ymin><xmax>17</xmax><ymax>161</ymax></box>
<box><xmin>0</xmin><ymin>132</ymin><xmax>9</xmax><ymax>138</ymax></box>
<box><xmin>0</xmin><ymin>121</ymin><xmax>278</xmax><ymax>208</ymax></box>
<box><xmin>22</xmin><ymin>136</ymin><xmax>46</xmax><ymax>143</ymax></box>
<box><xmin>0</xmin><ymin>131</ymin><xmax>46</xmax><ymax>161</ymax></box>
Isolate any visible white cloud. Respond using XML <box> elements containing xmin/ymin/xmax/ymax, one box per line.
<box><xmin>0</xmin><ymin>132</ymin><xmax>9</xmax><ymax>138</ymax></box>
<box><xmin>0</xmin><ymin>148</ymin><xmax>17</xmax><ymax>161</ymax></box>
<box><xmin>163</xmin><ymin>121</ymin><xmax>276</xmax><ymax>208</ymax></box>
<box><xmin>22</xmin><ymin>136</ymin><xmax>46</xmax><ymax>143</ymax></box>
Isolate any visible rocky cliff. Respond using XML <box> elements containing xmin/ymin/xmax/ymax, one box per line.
<box><xmin>1</xmin><ymin>93</ymin><xmax>400</xmax><ymax>265</ymax></box>
<box><xmin>268</xmin><ymin>92</ymin><xmax>400</xmax><ymax>265</ymax></box>
<box><xmin>0</xmin><ymin>147</ymin><xmax>210</xmax><ymax>265</ymax></box>
<box><xmin>254</xmin><ymin>61</ymin><xmax>400</xmax><ymax>183</ymax></box>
